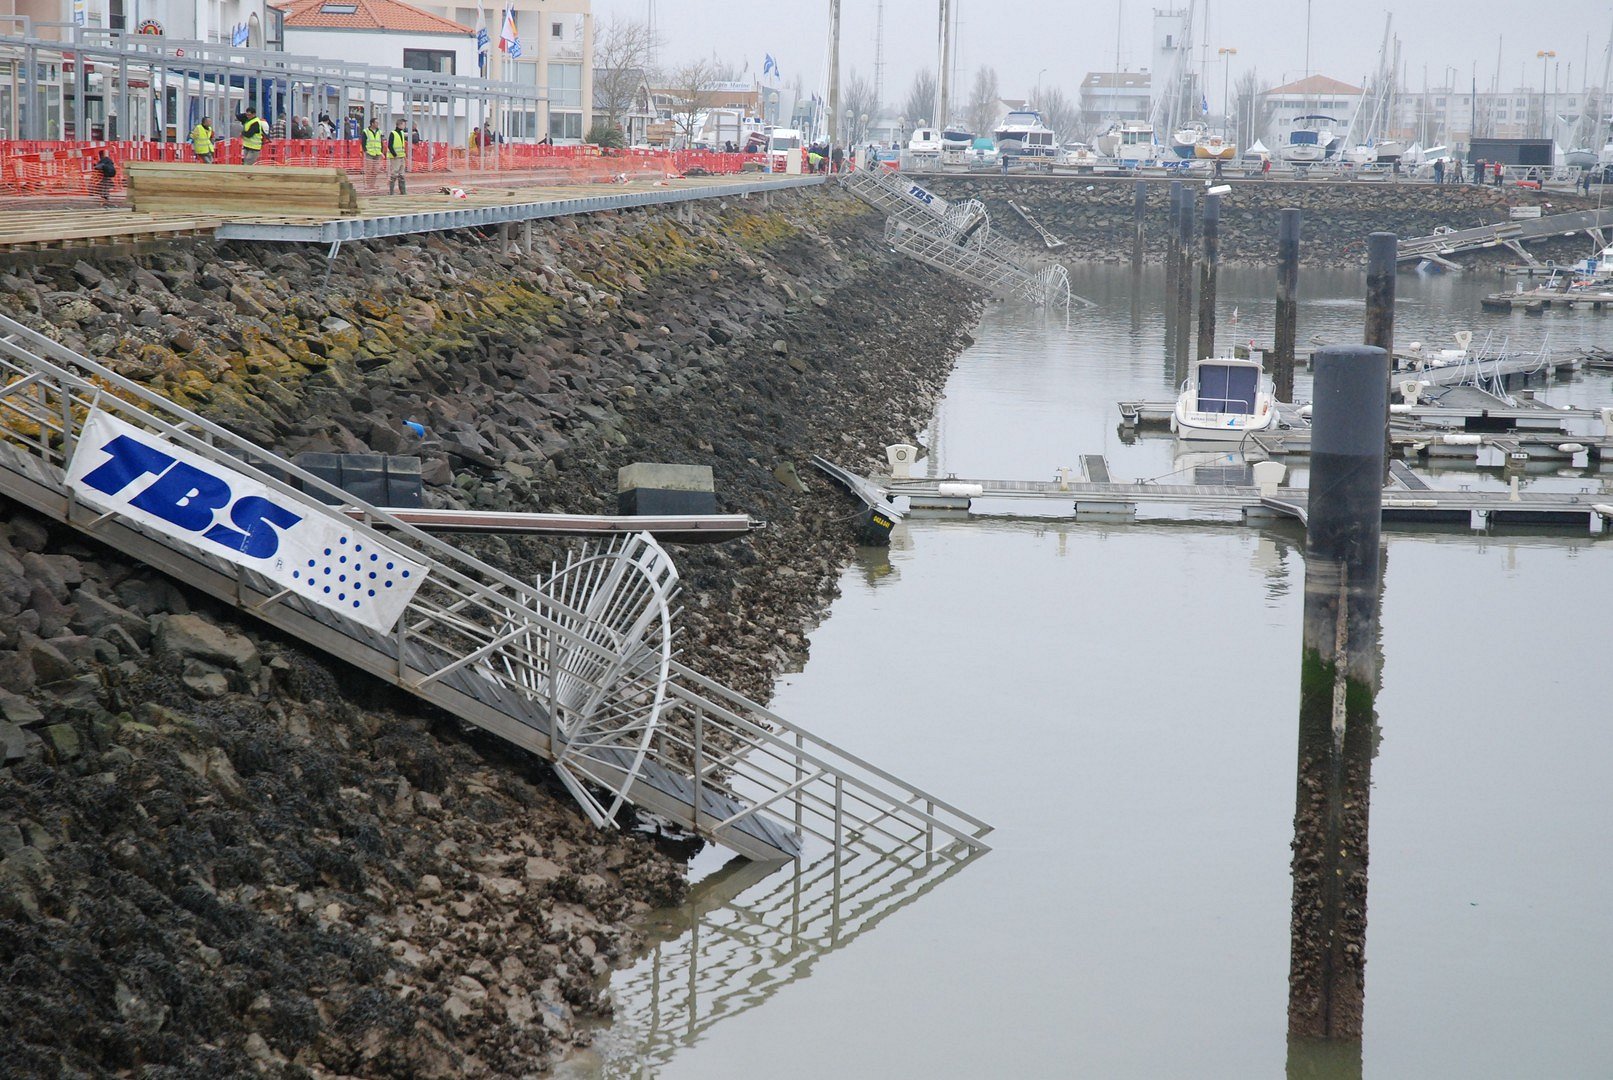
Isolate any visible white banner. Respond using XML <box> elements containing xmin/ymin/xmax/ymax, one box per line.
<box><xmin>66</xmin><ymin>410</ymin><xmax>427</xmax><ymax>633</ymax></box>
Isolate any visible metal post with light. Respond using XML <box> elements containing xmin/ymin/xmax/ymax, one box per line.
<box><xmin>1536</xmin><ymin>49</ymin><xmax>1555</xmax><ymax>139</ymax></box>
<box><xmin>1218</xmin><ymin>47</ymin><xmax>1237</xmax><ymax>143</ymax></box>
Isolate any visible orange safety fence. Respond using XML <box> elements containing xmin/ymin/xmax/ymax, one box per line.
<box><xmin>3</xmin><ymin>139</ymin><xmax>773</xmax><ymax>197</ymax></box>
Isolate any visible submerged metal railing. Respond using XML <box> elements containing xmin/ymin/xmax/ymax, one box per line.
<box><xmin>841</xmin><ymin>166</ymin><xmax>1072</xmax><ymax>309</ymax></box>
<box><xmin>0</xmin><ymin>313</ymin><xmax>991</xmax><ymax>863</ymax></box>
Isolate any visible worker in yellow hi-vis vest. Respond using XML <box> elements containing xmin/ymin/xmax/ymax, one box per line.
<box><xmin>362</xmin><ymin>117</ymin><xmax>384</xmax><ymax>193</ymax></box>
<box><xmin>188</xmin><ymin>117</ymin><xmax>215</xmax><ymax>164</ymax></box>
<box><xmin>386</xmin><ymin>117</ymin><xmax>409</xmax><ymax>195</ymax></box>
<box><xmin>236</xmin><ymin>106</ymin><xmax>266</xmax><ymax>165</ymax></box>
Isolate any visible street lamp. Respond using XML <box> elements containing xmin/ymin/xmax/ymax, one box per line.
<box><xmin>1218</xmin><ymin>47</ymin><xmax>1237</xmax><ymax>141</ymax></box>
<box><xmin>1536</xmin><ymin>49</ymin><xmax>1555</xmax><ymax>138</ymax></box>
<box><xmin>1035</xmin><ymin>68</ymin><xmax>1047</xmax><ymax>108</ymax></box>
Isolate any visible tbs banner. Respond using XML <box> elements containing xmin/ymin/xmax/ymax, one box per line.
<box><xmin>66</xmin><ymin>410</ymin><xmax>427</xmax><ymax>633</ymax></box>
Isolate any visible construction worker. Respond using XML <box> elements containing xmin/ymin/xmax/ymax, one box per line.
<box><xmin>189</xmin><ymin>117</ymin><xmax>215</xmax><ymax>164</ymax></box>
<box><xmin>237</xmin><ymin>106</ymin><xmax>267</xmax><ymax>165</ymax></box>
<box><xmin>386</xmin><ymin>117</ymin><xmax>409</xmax><ymax>194</ymax></box>
<box><xmin>362</xmin><ymin>116</ymin><xmax>385</xmax><ymax>193</ymax></box>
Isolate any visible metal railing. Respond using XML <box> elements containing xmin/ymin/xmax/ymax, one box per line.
<box><xmin>0</xmin><ymin>312</ymin><xmax>990</xmax><ymax>863</ymax></box>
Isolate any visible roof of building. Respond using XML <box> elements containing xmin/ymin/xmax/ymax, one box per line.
<box><xmin>281</xmin><ymin>0</ymin><xmax>470</xmax><ymax>35</ymax></box>
<box><xmin>1267</xmin><ymin>74</ymin><xmax>1364</xmax><ymax>97</ymax></box>
<box><xmin>1082</xmin><ymin>71</ymin><xmax>1152</xmax><ymax>89</ymax></box>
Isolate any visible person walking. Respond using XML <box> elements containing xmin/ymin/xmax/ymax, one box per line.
<box><xmin>1433</xmin><ymin>158</ymin><xmax>1444</xmax><ymax>185</ymax></box>
<box><xmin>237</xmin><ymin>106</ymin><xmax>267</xmax><ymax>165</ymax></box>
<box><xmin>92</xmin><ymin>150</ymin><xmax>116</xmax><ymax>206</ymax></box>
<box><xmin>362</xmin><ymin>116</ymin><xmax>385</xmax><ymax>193</ymax></box>
<box><xmin>386</xmin><ymin>117</ymin><xmax>409</xmax><ymax>194</ymax></box>
<box><xmin>1493</xmin><ymin>160</ymin><xmax>1503</xmax><ymax>187</ymax></box>
<box><xmin>189</xmin><ymin>117</ymin><xmax>216</xmax><ymax>164</ymax></box>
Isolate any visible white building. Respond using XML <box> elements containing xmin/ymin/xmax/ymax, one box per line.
<box><xmin>1081</xmin><ymin>71</ymin><xmax>1152</xmax><ymax>124</ymax></box>
<box><xmin>415</xmin><ymin>0</ymin><xmax>592</xmax><ymax>141</ymax></box>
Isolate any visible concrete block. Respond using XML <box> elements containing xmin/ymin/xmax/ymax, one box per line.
<box><xmin>617</xmin><ymin>462</ymin><xmax>717</xmax><ymax>516</ymax></box>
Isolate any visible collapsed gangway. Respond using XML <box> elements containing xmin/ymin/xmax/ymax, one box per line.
<box><xmin>0</xmin><ymin>313</ymin><xmax>990</xmax><ymax>865</ymax></box>
<box><xmin>839</xmin><ymin>167</ymin><xmax>1073</xmax><ymax>308</ymax></box>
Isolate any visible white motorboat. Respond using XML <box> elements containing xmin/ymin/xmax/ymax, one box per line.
<box><xmin>1096</xmin><ymin>120</ymin><xmax>1161</xmax><ymax>165</ymax></box>
<box><xmin>1373</xmin><ymin>139</ymin><xmax>1406</xmax><ymax>164</ymax></box>
<box><xmin>1564</xmin><ymin>146</ymin><xmax>1597</xmax><ymax>169</ymax></box>
<box><xmin>1281</xmin><ymin>114</ymin><xmax>1341</xmax><ymax>163</ymax></box>
<box><xmin>1171</xmin><ymin>354</ymin><xmax>1279</xmax><ymax>441</ymax></box>
<box><xmin>993</xmin><ymin>110</ymin><xmax>1057</xmax><ymax>158</ymax></box>
<box><xmin>941</xmin><ymin>125</ymin><xmax>975</xmax><ymax>151</ymax></box>
<box><xmin>1057</xmin><ymin>141</ymin><xmax>1099</xmax><ymax>167</ymax></box>
<box><xmin>908</xmin><ymin>127</ymin><xmax>943</xmax><ymax>155</ymax></box>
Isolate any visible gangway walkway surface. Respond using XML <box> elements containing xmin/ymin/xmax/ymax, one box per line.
<box><xmin>838</xmin><ymin>167</ymin><xmax>1073</xmax><ymax>307</ymax></box>
<box><xmin>0</xmin><ymin>313</ymin><xmax>991</xmax><ymax>866</ymax></box>
<box><xmin>1398</xmin><ymin>206</ymin><xmax>1613</xmax><ymax>263</ymax></box>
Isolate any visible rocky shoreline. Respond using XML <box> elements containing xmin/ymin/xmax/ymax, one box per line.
<box><xmin>0</xmin><ymin>187</ymin><xmax>982</xmax><ymax>1076</ymax></box>
<box><xmin>922</xmin><ymin>174</ymin><xmax>1603</xmax><ymax>269</ymax></box>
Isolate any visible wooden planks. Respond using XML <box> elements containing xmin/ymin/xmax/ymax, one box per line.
<box><xmin>127</xmin><ymin>162</ymin><xmax>359</xmax><ymax>217</ymax></box>
<box><xmin>0</xmin><ymin>208</ymin><xmax>219</xmax><ymax>251</ymax></box>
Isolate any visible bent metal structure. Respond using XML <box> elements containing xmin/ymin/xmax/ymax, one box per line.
<box><xmin>0</xmin><ymin>313</ymin><xmax>992</xmax><ymax>865</ymax></box>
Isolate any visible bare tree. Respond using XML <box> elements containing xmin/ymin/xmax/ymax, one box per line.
<box><xmin>666</xmin><ymin>59</ymin><xmax>715</xmax><ymax>148</ymax></box>
<box><xmin>902</xmin><ymin>69</ymin><xmax>938</xmax><ymax>128</ymax></box>
<box><xmin>707</xmin><ymin>55</ymin><xmax>744</xmax><ymax>83</ymax></box>
<box><xmin>1232</xmin><ymin>69</ymin><xmax>1275</xmax><ymax>148</ymax></box>
<box><xmin>593</xmin><ymin>15</ymin><xmax>657</xmax><ymax>139</ymax></box>
<box><xmin>1037</xmin><ymin>86</ymin><xmax>1078</xmax><ymax>141</ymax></box>
<box><xmin>966</xmin><ymin>66</ymin><xmax>1000</xmax><ymax>135</ymax></box>
<box><xmin>841</xmin><ymin>69</ymin><xmax>878</xmax><ymax>145</ymax></box>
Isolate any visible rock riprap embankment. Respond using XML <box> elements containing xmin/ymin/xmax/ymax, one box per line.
<box><xmin>922</xmin><ymin>175</ymin><xmax>1603</xmax><ymax>268</ymax></box>
<box><xmin>0</xmin><ymin>186</ymin><xmax>983</xmax><ymax>1075</ymax></box>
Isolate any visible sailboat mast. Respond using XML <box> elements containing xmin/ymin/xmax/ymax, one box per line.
<box><xmin>935</xmin><ymin>0</ymin><xmax>952</xmax><ymax>127</ymax></box>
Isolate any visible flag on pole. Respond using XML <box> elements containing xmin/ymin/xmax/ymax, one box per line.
<box><xmin>498</xmin><ymin>6</ymin><xmax>521</xmax><ymax>58</ymax></box>
<box><xmin>1200</xmin><ymin>92</ymin><xmax>1210</xmax><ymax>115</ymax></box>
<box><xmin>474</xmin><ymin>0</ymin><xmax>489</xmax><ymax>73</ymax></box>
<box><xmin>762</xmin><ymin>53</ymin><xmax>780</xmax><ymax>81</ymax></box>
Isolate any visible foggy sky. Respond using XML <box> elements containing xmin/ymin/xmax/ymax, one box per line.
<box><xmin>598</xmin><ymin>0</ymin><xmax>1612</xmax><ymax>114</ymax></box>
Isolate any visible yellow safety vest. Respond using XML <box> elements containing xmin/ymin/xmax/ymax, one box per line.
<box><xmin>242</xmin><ymin>116</ymin><xmax>265</xmax><ymax>151</ymax></box>
<box><xmin>363</xmin><ymin>128</ymin><xmax>384</xmax><ymax>156</ymax></box>
<box><xmin>189</xmin><ymin>124</ymin><xmax>214</xmax><ymax>155</ymax></box>
<box><xmin>388</xmin><ymin>129</ymin><xmax>407</xmax><ymax>156</ymax></box>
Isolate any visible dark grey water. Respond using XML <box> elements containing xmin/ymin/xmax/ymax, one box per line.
<box><xmin>569</xmin><ymin>266</ymin><xmax>1613</xmax><ymax>1079</ymax></box>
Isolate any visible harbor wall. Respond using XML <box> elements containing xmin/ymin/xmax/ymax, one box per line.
<box><xmin>921</xmin><ymin>174</ymin><xmax>1604</xmax><ymax>268</ymax></box>
<box><xmin>0</xmin><ymin>187</ymin><xmax>982</xmax><ymax>1075</ymax></box>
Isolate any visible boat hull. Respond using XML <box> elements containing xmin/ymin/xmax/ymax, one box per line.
<box><xmin>1170</xmin><ymin>407</ymin><xmax>1279</xmax><ymax>442</ymax></box>
<box><xmin>1195</xmin><ymin>140</ymin><xmax>1236</xmax><ymax>160</ymax></box>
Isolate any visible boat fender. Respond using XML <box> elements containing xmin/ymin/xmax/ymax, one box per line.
<box><xmin>1442</xmin><ymin>433</ymin><xmax>1483</xmax><ymax>445</ymax></box>
<box><xmin>1557</xmin><ymin>443</ymin><xmax>1587</xmax><ymax>454</ymax></box>
<box><xmin>1390</xmin><ymin>403</ymin><xmax>1416</xmax><ymax>414</ymax></box>
<box><xmin>1298</xmin><ymin>403</ymin><xmax>1313</xmax><ymax>419</ymax></box>
<box><xmin>937</xmin><ymin>482</ymin><xmax>984</xmax><ymax>498</ymax></box>
<box><xmin>1594</xmin><ymin>504</ymin><xmax>1613</xmax><ymax>519</ymax></box>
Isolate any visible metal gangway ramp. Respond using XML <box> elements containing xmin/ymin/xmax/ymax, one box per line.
<box><xmin>1399</xmin><ymin>205</ymin><xmax>1613</xmax><ymax>265</ymax></box>
<box><xmin>0</xmin><ymin>313</ymin><xmax>991</xmax><ymax>865</ymax></box>
<box><xmin>839</xmin><ymin>167</ymin><xmax>1072</xmax><ymax>308</ymax></box>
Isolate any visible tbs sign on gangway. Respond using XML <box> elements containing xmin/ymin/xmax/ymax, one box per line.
<box><xmin>66</xmin><ymin>410</ymin><xmax>427</xmax><ymax>632</ymax></box>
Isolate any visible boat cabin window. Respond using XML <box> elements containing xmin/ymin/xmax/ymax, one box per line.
<box><xmin>1196</xmin><ymin>364</ymin><xmax>1259</xmax><ymax>415</ymax></box>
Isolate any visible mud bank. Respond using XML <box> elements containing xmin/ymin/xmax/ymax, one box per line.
<box><xmin>922</xmin><ymin>174</ymin><xmax>1603</xmax><ymax>269</ymax></box>
<box><xmin>0</xmin><ymin>186</ymin><xmax>983</xmax><ymax>1075</ymax></box>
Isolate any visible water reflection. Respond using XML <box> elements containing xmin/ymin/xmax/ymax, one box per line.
<box><xmin>567</xmin><ymin>840</ymin><xmax>987</xmax><ymax>1078</ymax></box>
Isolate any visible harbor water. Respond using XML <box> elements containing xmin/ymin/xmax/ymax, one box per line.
<box><xmin>567</xmin><ymin>265</ymin><xmax>1613</xmax><ymax>1078</ymax></box>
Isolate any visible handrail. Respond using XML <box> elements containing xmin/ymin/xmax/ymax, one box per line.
<box><xmin>0</xmin><ymin>312</ymin><xmax>991</xmax><ymax>862</ymax></box>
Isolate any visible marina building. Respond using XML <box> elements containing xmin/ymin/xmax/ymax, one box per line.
<box><xmin>1261</xmin><ymin>74</ymin><xmax>1364</xmax><ymax>146</ymax></box>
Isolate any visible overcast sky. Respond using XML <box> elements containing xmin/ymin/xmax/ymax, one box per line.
<box><xmin>598</xmin><ymin>0</ymin><xmax>1612</xmax><ymax>112</ymax></box>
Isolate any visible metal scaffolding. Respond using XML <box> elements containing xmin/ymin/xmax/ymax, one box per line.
<box><xmin>0</xmin><ymin>22</ymin><xmax>548</xmax><ymax>146</ymax></box>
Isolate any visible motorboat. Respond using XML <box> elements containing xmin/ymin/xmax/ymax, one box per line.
<box><xmin>1096</xmin><ymin>120</ymin><xmax>1161</xmax><ymax>165</ymax></box>
<box><xmin>1057</xmin><ymin>141</ymin><xmax>1098</xmax><ymax>167</ymax></box>
<box><xmin>1372</xmin><ymin>139</ymin><xmax>1406</xmax><ymax>164</ymax></box>
<box><xmin>1194</xmin><ymin>133</ymin><xmax>1236</xmax><ymax>160</ymax></box>
<box><xmin>1280</xmin><ymin>114</ymin><xmax>1341</xmax><ymax>163</ymax></box>
<box><xmin>1564</xmin><ymin>145</ymin><xmax>1597</xmax><ymax>169</ymax></box>
<box><xmin>1171</xmin><ymin>120</ymin><xmax>1207</xmax><ymax>159</ymax></box>
<box><xmin>993</xmin><ymin>110</ymin><xmax>1057</xmax><ymax>158</ymax></box>
<box><xmin>941</xmin><ymin>125</ymin><xmax>975</xmax><ymax>152</ymax></box>
<box><xmin>908</xmin><ymin>127</ymin><xmax>943</xmax><ymax>155</ymax></box>
<box><xmin>965</xmin><ymin>137</ymin><xmax>999</xmax><ymax>166</ymax></box>
<box><xmin>1171</xmin><ymin>354</ymin><xmax>1279</xmax><ymax>441</ymax></box>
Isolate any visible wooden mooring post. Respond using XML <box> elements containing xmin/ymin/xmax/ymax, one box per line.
<box><xmin>1287</xmin><ymin>344</ymin><xmax>1386</xmax><ymax>1045</ymax></box>
<box><xmin>1196</xmin><ymin>193</ymin><xmax>1220</xmax><ymax>362</ymax></box>
<box><xmin>1131</xmin><ymin>179</ymin><xmax>1147</xmax><ymax>278</ymax></box>
<box><xmin>1365</xmin><ymin>232</ymin><xmax>1398</xmax><ymax>481</ymax></box>
<box><xmin>1165</xmin><ymin>181</ymin><xmax>1183</xmax><ymax>353</ymax></box>
<box><xmin>1175</xmin><ymin>186</ymin><xmax>1195</xmax><ymax>369</ymax></box>
<box><xmin>1273</xmin><ymin>208</ymin><xmax>1302</xmax><ymax>402</ymax></box>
